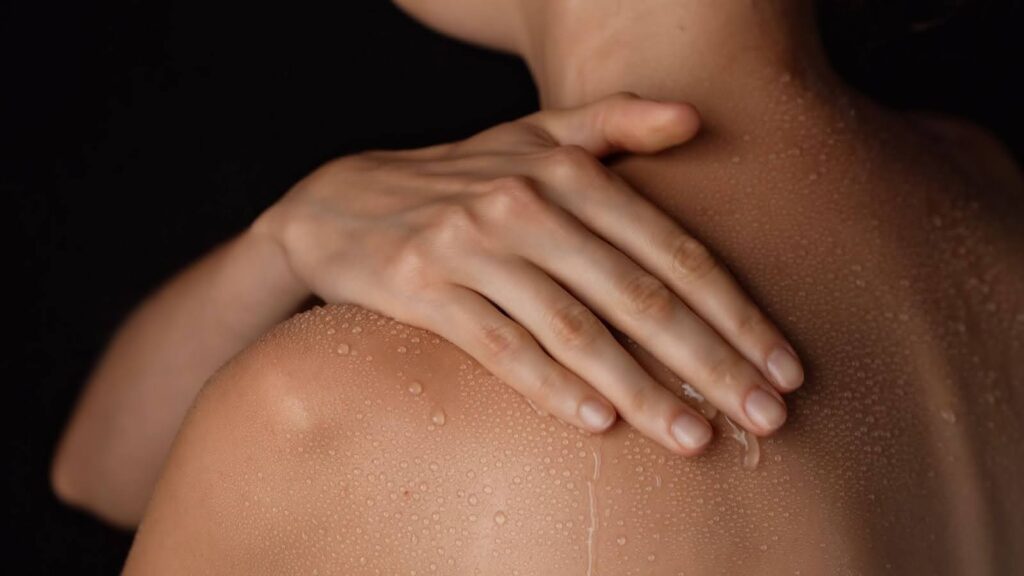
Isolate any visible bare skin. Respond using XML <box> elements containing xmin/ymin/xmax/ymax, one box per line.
<box><xmin>124</xmin><ymin>4</ymin><xmax>1024</xmax><ymax>571</ymax></box>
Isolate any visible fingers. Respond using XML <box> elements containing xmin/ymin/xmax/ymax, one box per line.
<box><xmin>522</xmin><ymin>152</ymin><xmax>805</xmax><ymax>395</ymax></box>
<box><xmin>517</xmin><ymin>91</ymin><xmax>701</xmax><ymax>157</ymax></box>
<box><xmin>408</xmin><ymin>149</ymin><xmax>805</xmax><ymax>397</ymax></box>
<box><xmin>476</xmin><ymin>181</ymin><xmax>787</xmax><ymax>436</ymax></box>
<box><xmin>448</xmin><ymin>253</ymin><xmax>713</xmax><ymax>456</ymax></box>
<box><xmin>420</xmin><ymin>285</ymin><xmax>619</xmax><ymax>435</ymax></box>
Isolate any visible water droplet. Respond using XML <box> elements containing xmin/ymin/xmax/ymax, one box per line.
<box><xmin>398</xmin><ymin>345</ymin><xmax>408</xmax><ymax>354</ymax></box>
<box><xmin>493</xmin><ymin>511</ymin><xmax>507</xmax><ymax>525</ymax></box>
<box><xmin>940</xmin><ymin>408</ymin><xmax>957</xmax><ymax>424</ymax></box>
<box><xmin>616</xmin><ymin>536</ymin><xmax>627</xmax><ymax>546</ymax></box>
<box><xmin>431</xmin><ymin>407</ymin><xmax>447</xmax><ymax>426</ymax></box>
<box><xmin>326</xmin><ymin>327</ymin><xmax>336</xmax><ymax>335</ymax></box>
<box><xmin>468</xmin><ymin>494</ymin><xmax>479</xmax><ymax>506</ymax></box>
<box><xmin>408</xmin><ymin>380</ymin><xmax>424</xmax><ymax>395</ymax></box>
<box><xmin>335</xmin><ymin>343</ymin><xmax>350</xmax><ymax>355</ymax></box>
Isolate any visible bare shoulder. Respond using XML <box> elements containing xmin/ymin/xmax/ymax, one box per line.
<box><xmin>125</xmin><ymin>303</ymin><xmax>867</xmax><ymax>575</ymax></box>
<box><xmin>905</xmin><ymin>110</ymin><xmax>1023</xmax><ymax>193</ymax></box>
<box><xmin>123</xmin><ymin>304</ymin><xmax>481</xmax><ymax>574</ymax></box>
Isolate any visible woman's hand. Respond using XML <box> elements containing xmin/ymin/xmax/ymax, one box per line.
<box><xmin>252</xmin><ymin>91</ymin><xmax>803</xmax><ymax>456</ymax></box>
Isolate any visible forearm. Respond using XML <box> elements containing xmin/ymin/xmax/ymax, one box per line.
<box><xmin>51</xmin><ymin>224</ymin><xmax>311</xmax><ymax>527</ymax></box>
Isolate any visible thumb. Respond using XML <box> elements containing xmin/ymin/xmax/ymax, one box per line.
<box><xmin>519</xmin><ymin>91</ymin><xmax>701</xmax><ymax>158</ymax></box>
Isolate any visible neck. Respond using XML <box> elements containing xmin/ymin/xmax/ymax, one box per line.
<box><xmin>516</xmin><ymin>0</ymin><xmax>844</xmax><ymax>128</ymax></box>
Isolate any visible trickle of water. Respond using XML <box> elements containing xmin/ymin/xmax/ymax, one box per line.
<box><xmin>336</xmin><ymin>343</ymin><xmax>350</xmax><ymax>355</ymax></box>
<box><xmin>681</xmin><ymin>383</ymin><xmax>718</xmax><ymax>419</ymax></box>
<box><xmin>493</xmin><ymin>511</ymin><xmax>508</xmax><ymax>525</ymax></box>
<box><xmin>408</xmin><ymin>381</ymin><xmax>424</xmax><ymax>395</ymax></box>
<box><xmin>585</xmin><ymin>444</ymin><xmax>602</xmax><ymax>576</ymax></box>
<box><xmin>723</xmin><ymin>415</ymin><xmax>761</xmax><ymax>470</ymax></box>
<box><xmin>431</xmin><ymin>407</ymin><xmax>447</xmax><ymax>426</ymax></box>
<box><xmin>743</xmin><ymin>435</ymin><xmax>761</xmax><ymax>470</ymax></box>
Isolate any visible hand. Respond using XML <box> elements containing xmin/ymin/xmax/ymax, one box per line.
<box><xmin>253</xmin><ymin>91</ymin><xmax>803</xmax><ymax>456</ymax></box>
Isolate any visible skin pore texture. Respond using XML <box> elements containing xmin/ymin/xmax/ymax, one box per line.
<box><xmin>125</xmin><ymin>0</ymin><xmax>1024</xmax><ymax>573</ymax></box>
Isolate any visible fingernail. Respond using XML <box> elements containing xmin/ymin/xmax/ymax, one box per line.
<box><xmin>579</xmin><ymin>399</ymin><xmax>615</xmax><ymax>430</ymax></box>
<box><xmin>744</xmin><ymin>387</ymin><xmax>787</xmax><ymax>432</ymax></box>
<box><xmin>671</xmin><ymin>413</ymin><xmax>712</xmax><ymax>451</ymax></box>
<box><xmin>767</xmin><ymin>346</ymin><xmax>804</xmax><ymax>391</ymax></box>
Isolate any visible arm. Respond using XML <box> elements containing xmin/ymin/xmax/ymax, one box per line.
<box><xmin>55</xmin><ymin>92</ymin><xmax>803</xmax><ymax>528</ymax></box>
<box><xmin>50</xmin><ymin>226</ymin><xmax>311</xmax><ymax>527</ymax></box>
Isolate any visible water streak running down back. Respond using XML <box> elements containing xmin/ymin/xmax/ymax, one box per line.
<box><xmin>585</xmin><ymin>443</ymin><xmax>602</xmax><ymax>576</ymax></box>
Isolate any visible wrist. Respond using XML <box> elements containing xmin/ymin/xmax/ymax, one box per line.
<box><xmin>242</xmin><ymin>215</ymin><xmax>311</xmax><ymax>308</ymax></box>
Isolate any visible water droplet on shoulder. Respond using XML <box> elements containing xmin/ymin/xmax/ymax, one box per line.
<box><xmin>431</xmin><ymin>407</ymin><xmax>447</xmax><ymax>426</ymax></box>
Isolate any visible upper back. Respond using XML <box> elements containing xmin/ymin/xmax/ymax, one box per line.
<box><xmin>126</xmin><ymin>82</ymin><xmax>1024</xmax><ymax>576</ymax></box>
<box><xmin>601</xmin><ymin>82</ymin><xmax>1024</xmax><ymax>571</ymax></box>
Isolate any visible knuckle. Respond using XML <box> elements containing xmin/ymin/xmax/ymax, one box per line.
<box><xmin>480</xmin><ymin>175</ymin><xmax>547</xmax><ymax>221</ymax></box>
<box><xmin>625</xmin><ymin>383</ymin><xmax>652</xmax><ymax>416</ymax></box>
<box><xmin>705</xmin><ymin>354</ymin><xmax>742</xmax><ymax>387</ymax></box>
<box><xmin>478</xmin><ymin>319</ymin><xmax>532</xmax><ymax>361</ymax></box>
<box><xmin>735</xmin><ymin>307</ymin><xmax>770</xmax><ymax>335</ymax></box>
<box><xmin>548</xmin><ymin>302</ymin><xmax>602</xmax><ymax>350</ymax></box>
<box><xmin>390</xmin><ymin>243</ymin><xmax>434</xmax><ymax>288</ymax></box>
<box><xmin>621</xmin><ymin>273</ymin><xmax>677</xmax><ymax>321</ymax></box>
<box><xmin>670</xmin><ymin>234</ymin><xmax>717</xmax><ymax>284</ymax></box>
<box><xmin>532</xmin><ymin>365</ymin><xmax>563</xmax><ymax>403</ymax></box>
<box><xmin>429</xmin><ymin>203</ymin><xmax>480</xmax><ymax>245</ymax></box>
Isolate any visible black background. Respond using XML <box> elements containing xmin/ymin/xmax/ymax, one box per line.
<box><xmin>5</xmin><ymin>0</ymin><xmax>1021</xmax><ymax>572</ymax></box>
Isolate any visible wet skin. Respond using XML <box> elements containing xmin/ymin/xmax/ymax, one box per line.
<box><xmin>125</xmin><ymin>74</ymin><xmax>1024</xmax><ymax>574</ymax></box>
